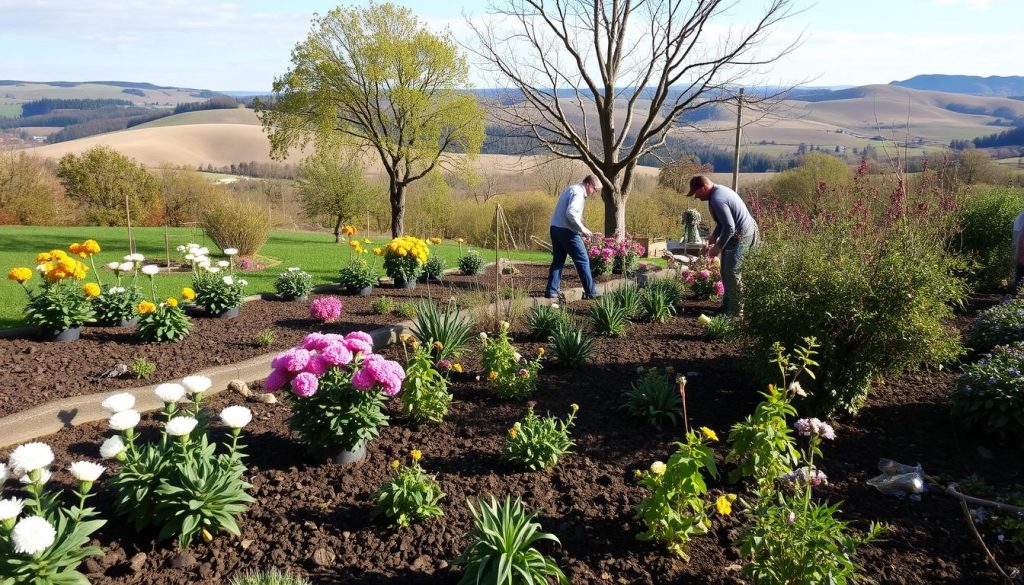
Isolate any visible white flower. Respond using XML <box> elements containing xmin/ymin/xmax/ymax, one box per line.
<box><xmin>479</xmin><ymin>332</ymin><xmax>488</xmax><ymax>340</ymax></box>
<box><xmin>35</xmin><ymin>264</ymin><xmax>47</xmax><ymax>273</ymax></box>
<box><xmin>166</xmin><ymin>416</ymin><xmax>198</xmax><ymax>437</ymax></box>
<box><xmin>9</xmin><ymin>442</ymin><xmax>54</xmax><ymax>474</ymax></box>
<box><xmin>131</xmin><ymin>253</ymin><xmax>145</xmax><ymax>262</ymax></box>
<box><xmin>154</xmin><ymin>383</ymin><xmax>186</xmax><ymax>403</ymax></box>
<box><xmin>0</xmin><ymin>463</ymin><xmax>7</xmax><ymax>486</ymax></box>
<box><xmin>140</xmin><ymin>265</ymin><xmax>159</xmax><ymax>276</ymax></box>
<box><xmin>109</xmin><ymin>286</ymin><xmax>125</xmax><ymax>294</ymax></box>
<box><xmin>197</xmin><ymin>247</ymin><xmax>209</xmax><ymax>256</ymax></box>
<box><xmin>185</xmin><ymin>253</ymin><xmax>195</xmax><ymax>261</ymax></box>
<box><xmin>101</xmin><ymin>392</ymin><xmax>136</xmax><ymax>414</ymax></box>
<box><xmin>788</xmin><ymin>381</ymin><xmax>807</xmax><ymax>397</ymax></box>
<box><xmin>195</xmin><ymin>257</ymin><xmax>210</xmax><ymax>267</ymax></box>
<box><xmin>99</xmin><ymin>436</ymin><xmax>126</xmax><ymax>459</ymax></box>
<box><xmin>222</xmin><ymin>275</ymin><xmax>234</xmax><ymax>286</ymax></box>
<box><xmin>0</xmin><ymin>497</ymin><xmax>24</xmax><ymax>521</ymax></box>
<box><xmin>219</xmin><ymin>406</ymin><xmax>252</xmax><ymax>429</ymax></box>
<box><xmin>207</xmin><ymin>266</ymin><xmax>221</xmax><ymax>273</ymax></box>
<box><xmin>176</xmin><ymin>245</ymin><xmax>186</xmax><ymax>252</ymax></box>
<box><xmin>108</xmin><ymin>409</ymin><xmax>141</xmax><ymax>431</ymax></box>
<box><xmin>216</xmin><ymin>260</ymin><xmax>230</xmax><ymax>268</ymax></box>
<box><xmin>287</xmin><ymin>267</ymin><xmax>300</xmax><ymax>272</ymax></box>
<box><xmin>11</xmin><ymin>516</ymin><xmax>56</xmax><ymax>556</ymax></box>
<box><xmin>19</xmin><ymin>469</ymin><xmax>50</xmax><ymax>485</ymax></box>
<box><xmin>224</xmin><ymin>248</ymin><xmax>238</xmax><ymax>256</ymax></box>
<box><xmin>513</xmin><ymin>352</ymin><xmax>522</xmax><ymax>362</ymax></box>
<box><xmin>551</xmin><ymin>303</ymin><xmax>560</xmax><ymax>309</ymax></box>
<box><xmin>117</xmin><ymin>261</ymin><xmax>135</xmax><ymax>272</ymax></box>
<box><xmin>182</xmin><ymin>375</ymin><xmax>212</xmax><ymax>394</ymax></box>
<box><xmin>238</xmin><ymin>279</ymin><xmax>248</xmax><ymax>287</ymax></box>
<box><xmin>649</xmin><ymin>461</ymin><xmax>667</xmax><ymax>475</ymax></box>
<box><xmin>105</xmin><ymin>261</ymin><xmax>120</xmax><ymax>270</ymax></box>
<box><xmin>69</xmin><ymin>461</ymin><xmax>105</xmax><ymax>482</ymax></box>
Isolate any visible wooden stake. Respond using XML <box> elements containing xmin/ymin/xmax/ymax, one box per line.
<box><xmin>678</xmin><ymin>376</ymin><xmax>690</xmax><ymax>435</ymax></box>
<box><xmin>732</xmin><ymin>88</ymin><xmax>744</xmax><ymax>192</ymax></box>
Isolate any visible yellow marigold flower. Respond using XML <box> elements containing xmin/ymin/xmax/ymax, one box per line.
<box><xmin>487</xmin><ymin>370</ymin><xmax>498</xmax><ymax>381</ymax></box>
<box><xmin>429</xmin><ymin>237</ymin><xmax>442</xmax><ymax>245</ymax></box>
<box><xmin>537</xmin><ymin>347</ymin><xmax>545</xmax><ymax>356</ymax></box>
<box><xmin>83</xmin><ymin>240</ymin><xmax>101</xmax><ymax>255</ymax></box>
<box><xmin>715</xmin><ymin>494</ymin><xmax>735</xmax><ymax>516</ymax></box>
<box><xmin>508</xmin><ymin>427</ymin><xmax>518</xmax><ymax>440</ymax></box>
<box><xmin>138</xmin><ymin>301</ymin><xmax>157</xmax><ymax>314</ymax></box>
<box><xmin>36</xmin><ymin>252</ymin><xmax>52</xmax><ymax>263</ymax></box>
<box><xmin>69</xmin><ymin>242</ymin><xmax>84</xmax><ymax>256</ymax></box>
<box><xmin>570</xmin><ymin>403</ymin><xmax>579</xmax><ymax>413</ymax></box>
<box><xmin>83</xmin><ymin>282</ymin><xmax>101</xmax><ymax>297</ymax></box>
<box><xmin>452</xmin><ymin>363</ymin><xmax>463</xmax><ymax>373</ymax></box>
<box><xmin>49</xmin><ymin>249</ymin><xmax>67</xmax><ymax>260</ymax></box>
<box><xmin>400</xmin><ymin>333</ymin><xmax>412</xmax><ymax>343</ymax></box>
<box><xmin>181</xmin><ymin>287</ymin><xmax>196</xmax><ymax>301</ymax></box>
<box><xmin>342</xmin><ymin>225</ymin><xmax>357</xmax><ymax>236</ymax></box>
<box><xmin>433</xmin><ymin>341</ymin><xmax>444</xmax><ymax>351</ymax></box>
<box><xmin>166</xmin><ymin>297</ymin><xmax>179</xmax><ymax>307</ymax></box>
<box><xmin>700</xmin><ymin>427</ymin><xmax>719</xmax><ymax>442</ymax></box>
<box><xmin>397</xmin><ymin>249</ymin><xmax>407</xmax><ymax>257</ymax></box>
<box><xmin>391</xmin><ymin>459</ymin><xmax>401</xmax><ymax>470</ymax></box>
<box><xmin>373</xmin><ymin>247</ymin><xmax>383</xmax><ymax>256</ymax></box>
<box><xmin>411</xmin><ymin>449</ymin><xmax>422</xmax><ymax>462</ymax></box>
<box><xmin>8</xmin><ymin>267</ymin><xmax>32</xmax><ymax>284</ymax></box>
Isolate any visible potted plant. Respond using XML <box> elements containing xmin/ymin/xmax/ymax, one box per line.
<box><xmin>94</xmin><ymin>258</ymin><xmax>144</xmax><ymax>327</ymax></box>
<box><xmin>191</xmin><ymin>249</ymin><xmax>247</xmax><ymax>318</ymax></box>
<box><xmin>8</xmin><ymin>241</ymin><xmax>102</xmax><ymax>341</ymax></box>
<box><xmin>383</xmin><ymin>236</ymin><xmax>429</xmax><ymax>289</ymax></box>
<box><xmin>136</xmin><ymin>266</ymin><xmax>192</xmax><ymax>343</ymax></box>
<box><xmin>275</xmin><ymin>267</ymin><xmax>314</xmax><ymax>301</ymax></box>
<box><xmin>339</xmin><ymin>258</ymin><xmax>378</xmax><ymax>295</ymax></box>
<box><xmin>264</xmin><ymin>331</ymin><xmax>406</xmax><ymax>464</ymax></box>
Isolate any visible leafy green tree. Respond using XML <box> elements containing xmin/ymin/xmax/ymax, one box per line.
<box><xmin>257</xmin><ymin>3</ymin><xmax>485</xmax><ymax>237</ymax></box>
<box><xmin>56</xmin><ymin>146</ymin><xmax>158</xmax><ymax>226</ymax></box>
<box><xmin>296</xmin><ymin>152</ymin><xmax>375</xmax><ymax>242</ymax></box>
<box><xmin>0</xmin><ymin>151</ymin><xmax>61</xmax><ymax>225</ymax></box>
<box><xmin>770</xmin><ymin>152</ymin><xmax>853</xmax><ymax>211</ymax></box>
<box><xmin>156</xmin><ymin>167</ymin><xmax>226</xmax><ymax>227</ymax></box>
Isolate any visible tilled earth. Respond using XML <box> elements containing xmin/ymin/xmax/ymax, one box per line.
<box><xmin>1</xmin><ymin>296</ymin><xmax>1021</xmax><ymax>584</ymax></box>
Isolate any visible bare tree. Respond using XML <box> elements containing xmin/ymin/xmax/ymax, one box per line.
<box><xmin>468</xmin><ymin>0</ymin><xmax>802</xmax><ymax>235</ymax></box>
<box><xmin>533</xmin><ymin>154</ymin><xmax>583</xmax><ymax>197</ymax></box>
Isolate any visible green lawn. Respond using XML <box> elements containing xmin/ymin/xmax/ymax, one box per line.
<box><xmin>0</xmin><ymin>103</ymin><xmax>22</xmax><ymax>118</ymax></box>
<box><xmin>0</xmin><ymin>226</ymin><xmax>551</xmax><ymax>329</ymax></box>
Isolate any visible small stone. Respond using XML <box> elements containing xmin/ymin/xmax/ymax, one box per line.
<box><xmin>302</xmin><ymin>520</ymin><xmax>316</xmax><ymax>530</ymax></box>
<box><xmin>411</xmin><ymin>554</ymin><xmax>433</xmax><ymax>573</ymax></box>
<box><xmin>103</xmin><ymin>364</ymin><xmax>130</xmax><ymax>378</ymax></box>
<box><xmin>130</xmin><ymin>552</ymin><xmax>147</xmax><ymax>572</ymax></box>
<box><xmin>228</xmin><ymin>379</ymin><xmax>252</xmax><ymax>397</ymax></box>
<box><xmin>170</xmin><ymin>551</ymin><xmax>196</xmax><ymax>569</ymax></box>
<box><xmin>342</xmin><ymin>531</ymin><xmax>351</xmax><ymax>539</ymax></box>
<box><xmin>311</xmin><ymin>547</ymin><xmax>336</xmax><ymax>567</ymax></box>
<box><xmin>240</xmin><ymin>539</ymin><xmax>253</xmax><ymax>550</ymax></box>
<box><xmin>437</xmin><ymin>560</ymin><xmax>448</xmax><ymax>570</ymax></box>
<box><xmin>253</xmin><ymin>392</ymin><xmax>277</xmax><ymax>404</ymax></box>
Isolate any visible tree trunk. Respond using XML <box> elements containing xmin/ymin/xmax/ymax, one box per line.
<box><xmin>389</xmin><ymin>181</ymin><xmax>407</xmax><ymax>238</ymax></box>
<box><xmin>601</xmin><ymin>185</ymin><xmax>627</xmax><ymax>236</ymax></box>
<box><xmin>333</xmin><ymin>215</ymin><xmax>342</xmax><ymax>243</ymax></box>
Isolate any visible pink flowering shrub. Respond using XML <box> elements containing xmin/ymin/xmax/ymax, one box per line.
<box><xmin>309</xmin><ymin>296</ymin><xmax>343</xmax><ymax>322</ymax></box>
<box><xmin>585</xmin><ymin>232</ymin><xmax>646</xmax><ymax>276</ymax></box>
<box><xmin>267</xmin><ymin>331</ymin><xmax>405</xmax><ymax>451</ymax></box>
<box><xmin>684</xmin><ymin>257</ymin><xmax>723</xmax><ymax>301</ymax></box>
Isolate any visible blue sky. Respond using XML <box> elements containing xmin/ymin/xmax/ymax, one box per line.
<box><xmin>0</xmin><ymin>0</ymin><xmax>1020</xmax><ymax>91</ymax></box>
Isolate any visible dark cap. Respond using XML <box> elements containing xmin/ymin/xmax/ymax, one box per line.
<box><xmin>686</xmin><ymin>175</ymin><xmax>707</xmax><ymax>198</ymax></box>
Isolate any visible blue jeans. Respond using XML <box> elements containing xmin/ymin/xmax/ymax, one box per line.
<box><xmin>721</xmin><ymin>230</ymin><xmax>758</xmax><ymax>315</ymax></box>
<box><xmin>547</xmin><ymin>226</ymin><xmax>597</xmax><ymax>297</ymax></box>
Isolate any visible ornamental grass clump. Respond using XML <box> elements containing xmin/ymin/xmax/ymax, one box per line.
<box><xmin>699</xmin><ymin>313</ymin><xmax>736</xmax><ymax>341</ymax></box>
<box><xmin>969</xmin><ymin>298</ymin><xmax>1024</xmax><ymax>354</ymax></box>
<box><xmin>549</xmin><ymin>320</ymin><xmax>595</xmax><ymax>368</ymax></box>
<box><xmin>454</xmin><ymin>496</ymin><xmax>569</xmax><ymax>585</ymax></box>
<box><xmin>502</xmin><ymin>403</ymin><xmax>578</xmax><ymax>471</ymax></box>
<box><xmin>104</xmin><ymin>379</ymin><xmax>255</xmax><ymax>548</ymax></box>
<box><xmin>623</xmin><ymin>366</ymin><xmax>682</xmax><ymax>428</ymax></box>
<box><xmin>952</xmin><ymin>342</ymin><xmax>1024</xmax><ymax>439</ymax></box>
<box><xmin>457</xmin><ymin>249</ymin><xmax>484</xmax><ymax>275</ymax></box>
<box><xmin>275</xmin><ymin>267</ymin><xmax>314</xmax><ymax>299</ymax></box>
<box><xmin>527</xmin><ymin>303</ymin><xmax>572</xmax><ymax>340</ymax></box>
<box><xmin>610</xmin><ymin>282</ymin><xmax>643</xmax><ymax>320</ymax></box>
<box><xmin>309</xmin><ymin>296</ymin><xmax>343</xmax><ymax>323</ymax></box>
<box><xmin>265</xmin><ymin>332</ymin><xmax>405</xmax><ymax>453</ymax></box>
<box><xmin>411</xmin><ymin>300</ymin><xmax>474</xmax><ymax>362</ymax></box>
<box><xmin>590</xmin><ymin>294</ymin><xmax>629</xmax><ymax>337</ymax></box>
<box><xmin>645</xmin><ymin>276</ymin><xmax>686</xmax><ymax>307</ymax></box>
<box><xmin>480</xmin><ymin>322</ymin><xmax>543</xmax><ymax>400</ymax></box>
<box><xmin>638</xmin><ymin>287</ymin><xmax>676</xmax><ymax>323</ymax></box>
<box><xmin>0</xmin><ymin>441</ymin><xmax>106</xmax><ymax>584</ymax></box>
<box><xmin>635</xmin><ymin>428</ymin><xmax>728</xmax><ymax>560</ymax></box>
<box><xmin>371</xmin><ymin>449</ymin><xmax>445</xmax><ymax>528</ymax></box>
<box><xmin>399</xmin><ymin>340</ymin><xmax>454</xmax><ymax>425</ymax></box>
<box><xmin>8</xmin><ymin>241</ymin><xmax>102</xmax><ymax>334</ymax></box>
<box><xmin>383</xmin><ymin>236</ymin><xmax>430</xmax><ymax>282</ymax></box>
<box><xmin>371</xmin><ymin>296</ymin><xmax>396</xmax><ymax>315</ymax></box>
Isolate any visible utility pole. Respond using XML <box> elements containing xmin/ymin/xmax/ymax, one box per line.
<box><xmin>732</xmin><ymin>87</ymin><xmax>744</xmax><ymax>192</ymax></box>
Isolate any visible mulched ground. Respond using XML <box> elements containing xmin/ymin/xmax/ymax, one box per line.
<box><xmin>2</xmin><ymin>294</ymin><xmax>1022</xmax><ymax>584</ymax></box>
<box><xmin>0</xmin><ymin>263</ymin><xmax>622</xmax><ymax>418</ymax></box>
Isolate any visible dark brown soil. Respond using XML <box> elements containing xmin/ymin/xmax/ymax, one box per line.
<box><xmin>3</xmin><ymin>296</ymin><xmax>1021</xmax><ymax>584</ymax></box>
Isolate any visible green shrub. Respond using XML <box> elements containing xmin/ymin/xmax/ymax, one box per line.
<box><xmin>230</xmin><ymin>569</ymin><xmax>311</xmax><ymax>585</ymax></box>
<box><xmin>501</xmin><ymin>404</ymin><xmax>578</xmax><ymax>471</ymax></box>
<box><xmin>638</xmin><ymin>287</ymin><xmax>676</xmax><ymax>323</ymax></box>
<box><xmin>743</xmin><ymin>219</ymin><xmax>966</xmax><ymax>416</ymax></box>
<box><xmin>956</xmin><ymin>188</ymin><xmax>1024</xmax><ymax>289</ymax></box>
<box><xmin>192</xmin><ymin>270</ymin><xmax>247</xmax><ymax>315</ymax></box>
<box><xmin>338</xmin><ymin>258</ymin><xmax>378</xmax><ymax>290</ymax></box>
<box><xmin>623</xmin><ymin>367</ymin><xmax>682</xmax><ymax>428</ymax></box>
<box><xmin>94</xmin><ymin>285</ymin><xmax>142</xmax><ymax>325</ymax></box>
<box><xmin>202</xmin><ymin>198</ymin><xmax>270</xmax><ymax>257</ymax></box>
<box><xmin>646</xmin><ymin>276</ymin><xmax>686</xmax><ymax>307</ymax></box>
<box><xmin>969</xmin><ymin>298</ymin><xmax>1024</xmax><ymax>353</ymax></box>
<box><xmin>458</xmin><ymin>249</ymin><xmax>485</xmax><ymax>275</ymax></box>
<box><xmin>952</xmin><ymin>342</ymin><xmax>1024</xmax><ymax>439</ymax></box>
<box><xmin>411</xmin><ymin>300</ymin><xmax>474</xmax><ymax>362</ymax></box>
<box><xmin>371</xmin><ymin>450</ymin><xmax>445</xmax><ymax>528</ymax></box>
<box><xmin>454</xmin><ymin>497</ymin><xmax>569</xmax><ymax>585</ymax></box>
<box><xmin>396</xmin><ymin>302</ymin><xmax>418</xmax><ymax>319</ymax></box>
<box><xmin>137</xmin><ymin>303</ymin><xmax>191</xmax><ymax>343</ymax></box>
<box><xmin>371</xmin><ymin>296</ymin><xmax>396</xmax><ymax>315</ymax></box>
<box><xmin>590</xmin><ymin>295</ymin><xmax>629</xmax><ymax>337</ymax></box>
<box><xmin>130</xmin><ymin>357</ymin><xmax>156</xmax><ymax>380</ymax></box>
<box><xmin>400</xmin><ymin>343</ymin><xmax>453</xmax><ymax>425</ymax></box>
<box><xmin>699</xmin><ymin>314</ymin><xmax>736</xmax><ymax>340</ymax></box>
<box><xmin>549</xmin><ymin>321</ymin><xmax>596</xmax><ymax>367</ymax></box>
<box><xmin>610</xmin><ymin>282</ymin><xmax>643</xmax><ymax>320</ymax></box>
<box><xmin>275</xmin><ymin>268</ymin><xmax>314</xmax><ymax>299</ymax></box>
<box><xmin>527</xmin><ymin>303</ymin><xmax>571</xmax><ymax>340</ymax></box>
<box><xmin>422</xmin><ymin>255</ymin><xmax>446</xmax><ymax>281</ymax></box>
<box><xmin>770</xmin><ymin>152</ymin><xmax>854</xmax><ymax>210</ymax></box>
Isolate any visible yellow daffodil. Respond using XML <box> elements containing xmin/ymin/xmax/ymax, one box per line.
<box><xmin>452</xmin><ymin>363</ymin><xmax>463</xmax><ymax>373</ymax></box>
<box><xmin>181</xmin><ymin>287</ymin><xmax>196</xmax><ymax>301</ymax></box>
<box><xmin>411</xmin><ymin>449</ymin><xmax>422</xmax><ymax>462</ymax></box>
<box><xmin>138</xmin><ymin>301</ymin><xmax>157</xmax><ymax>314</ymax></box>
<box><xmin>7</xmin><ymin>267</ymin><xmax>32</xmax><ymax>284</ymax></box>
<box><xmin>715</xmin><ymin>494</ymin><xmax>736</xmax><ymax>516</ymax></box>
<box><xmin>508</xmin><ymin>427</ymin><xmax>518</xmax><ymax>440</ymax></box>
<box><xmin>700</xmin><ymin>427</ymin><xmax>719</xmax><ymax>442</ymax></box>
<box><xmin>487</xmin><ymin>370</ymin><xmax>498</xmax><ymax>381</ymax></box>
<box><xmin>349</xmin><ymin>240</ymin><xmax>360</xmax><ymax>249</ymax></box>
<box><xmin>83</xmin><ymin>282</ymin><xmax>101</xmax><ymax>297</ymax></box>
<box><xmin>166</xmin><ymin>297</ymin><xmax>179</xmax><ymax>307</ymax></box>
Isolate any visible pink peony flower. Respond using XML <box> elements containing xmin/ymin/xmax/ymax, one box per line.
<box><xmin>272</xmin><ymin>348</ymin><xmax>310</xmax><ymax>373</ymax></box>
<box><xmin>373</xmin><ymin>359</ymin><xmax>406</xmax><ymax>396</ymax></box>
<box><xmin>264</xmin><ymin>368</ymin><xmax>290</xmax><ymax>392</ymax></box>
<box><xmin>309</xmin><ymin>296</ymin><xmax>343</xmax><ymax>322</ymax></box>
<box><xmin>291</xmin><ymin>372</ymin><xmax>319</xmax><ymax>397</ymax></box>
<box><xmin>351</xmin><ymin>366</ymin><xmax>376</xmax><ymax>390</ymax></box>
<box><xmin>698</xmin><ymin>269</ymin><xmax>711</xmax><ymax>279</ymax></box>
<box><xmin>344</xmin><ymin>338</ymin><xmax>373</xmax><ymax>356</ymax></box>
<box><xmin>304</xmin><ymin>354</ymin><xmax>329</xmax><ymax>376</ymax></box>
<box><xmin>345</xmin><ymin>331</ymin><xmax>374</xmax><ymax>346</ymax></box>
<box><xmin>301</xmin><ymin>332</ymin><xmax>330</xmax><ymax>351</ymax></box>
<box><xmin>320</xmin><ymin>342</ymin><xmax>353</xmax><ymax>367</ymax></box>
<box><xmin>714</xmin><ymin>281</ymin><xmax>725</xmax><ymax>296</ymax></box>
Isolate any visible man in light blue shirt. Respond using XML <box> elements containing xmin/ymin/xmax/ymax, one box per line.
<box><xmin>687</xmin><ymin>175</ymin><xmax>759</xmax><ymax>315</ymax></box>
<box><xmin>547</xmin><ymin>175</ymin><xmax>601</xmax><ymax>299</ymax></box>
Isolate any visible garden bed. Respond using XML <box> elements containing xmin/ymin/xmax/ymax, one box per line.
<box><xmin>3</xmin><ymin>297</ymin><xmax>1021</xmax><ymax>584</ymax></box>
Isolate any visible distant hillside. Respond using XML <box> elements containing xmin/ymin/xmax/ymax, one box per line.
<box><xmin>891</xmin><ymin>75</ymin><xmax>1024</xmax><ymax>97</ymax></box>
<box><xmin>0</xmin><ymin>81</ymin><xmax>223</xmax><ymax>106</ymax></box>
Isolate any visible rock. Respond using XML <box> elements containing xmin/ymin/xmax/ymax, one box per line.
<box><xmin>228</xmin><ymin>379</ymin><xmax>252</xmax><ymax>397</ymax></box>
<box><xmin>170</xmin><ymin>551</ymin><xmax>196</xmax><ymax>569</ymax></box>
<box><xmin>437</xmin><ymin>560</ymin><xmax>449</xmax><ymax>570</ymax></box>
<box><xmin>311</xmin><ymin>547</ymin><xmax>336</xmax><ymax>567</ymax></box>
<box><xmin>199</xmin><ymin>562</ymin><xmax>214</xmax><ymax>579</ymax></box>
<box><xmin>240</xmin><ymin>539</ymin><xmax>253</xmax><ymax>550</ymax></box>
<box><xmin>129</xmin><ymin>552</ymin><xmax>147</xmax><ymax>572</ymax></box>
<box><xmin>411</xmin><ymin>554</ymin><xmax>433</xmax><ymax>573</ymax></box>
<box><xmin>103</xmin><ymin>364</ymin><xmax>130</xmax><ymax>378</ymax></box>
<box><xmin>342</xmin><ymin>531</ymin><xmax>351</xmax><ymax>539</ymax></box>
<box><xmin>84</xmin><ymin>559</ymin><xmax>104</xmax><ymax>575</ymax></box>
<box><xmin>252</xmin><ymin>392</ymin><xmax>277</xmax><ymax>404</ymax></box>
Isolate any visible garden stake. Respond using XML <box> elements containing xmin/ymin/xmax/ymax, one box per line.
<box><xmin>677</xmin><ymin>375</ymin><xmax>689</xmax><ymax>435</ymax></box>
<box><xmin>946</xmin><ymin>483</ymin><xmax>1016</xmax><ymax>584</ymax></box>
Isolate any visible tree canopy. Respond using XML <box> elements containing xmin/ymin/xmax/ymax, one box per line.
<box><xmin>56</xmin><ymin>146</ymin><xmax>157</xmax><ymax>226</ymax></box>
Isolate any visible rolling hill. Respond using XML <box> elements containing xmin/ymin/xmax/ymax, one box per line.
<box><xmin>0</xmin><ymin>80</ymin><xmax>217</xmax><ymax>106</ymax></box>
<box><xmin>891</xmin><ymin>74</ymin><xmax>1024</xmax><ymax>98</ymax></box>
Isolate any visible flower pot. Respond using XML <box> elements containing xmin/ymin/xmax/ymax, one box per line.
<box><xmin>635</xmin><ymin>272</ymin><xmax>651</xmax><ymax>287</ymax></box>
<box><xmin>281</xmin><ymin>294</ymin><xmax>309</xmax><ymax>302</ymax></box>
<box><xmin>116</xmin><ymin>317</ymin><xmax>140</xmax><ymax>328</ymax></box>
<box><xmin>331</xmin><ymin>441</ymin><xmax>367</xmax><ymax>466</ymax></box>
<box><xmin>210</xmin><ymin>306</ymin><xmax>240</xmax><ymax>319</ymax></box>
<box><xmin>393</xmin><ymin>276</ymin><xmax>416</xmax><ymax>290</ymax></box>
<box><xmin>40</xmin><ymin>326</ymin><xmax>82</xmax><ymax>342</ymax></box>
<box><xmin>345</xmin><ymin>285</ymin><xmax>373</xmax><ymax>296</ymax></box>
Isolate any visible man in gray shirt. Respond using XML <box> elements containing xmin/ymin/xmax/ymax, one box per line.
<box><xmin>687</xmin><ymin>175</ymin><xmax>759</xmax><ymax>315</ymax></box>
<box><xmin>546</xmin><ymin>175</ymin><xmax>601</xmax><ymax>299</ymax></box>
